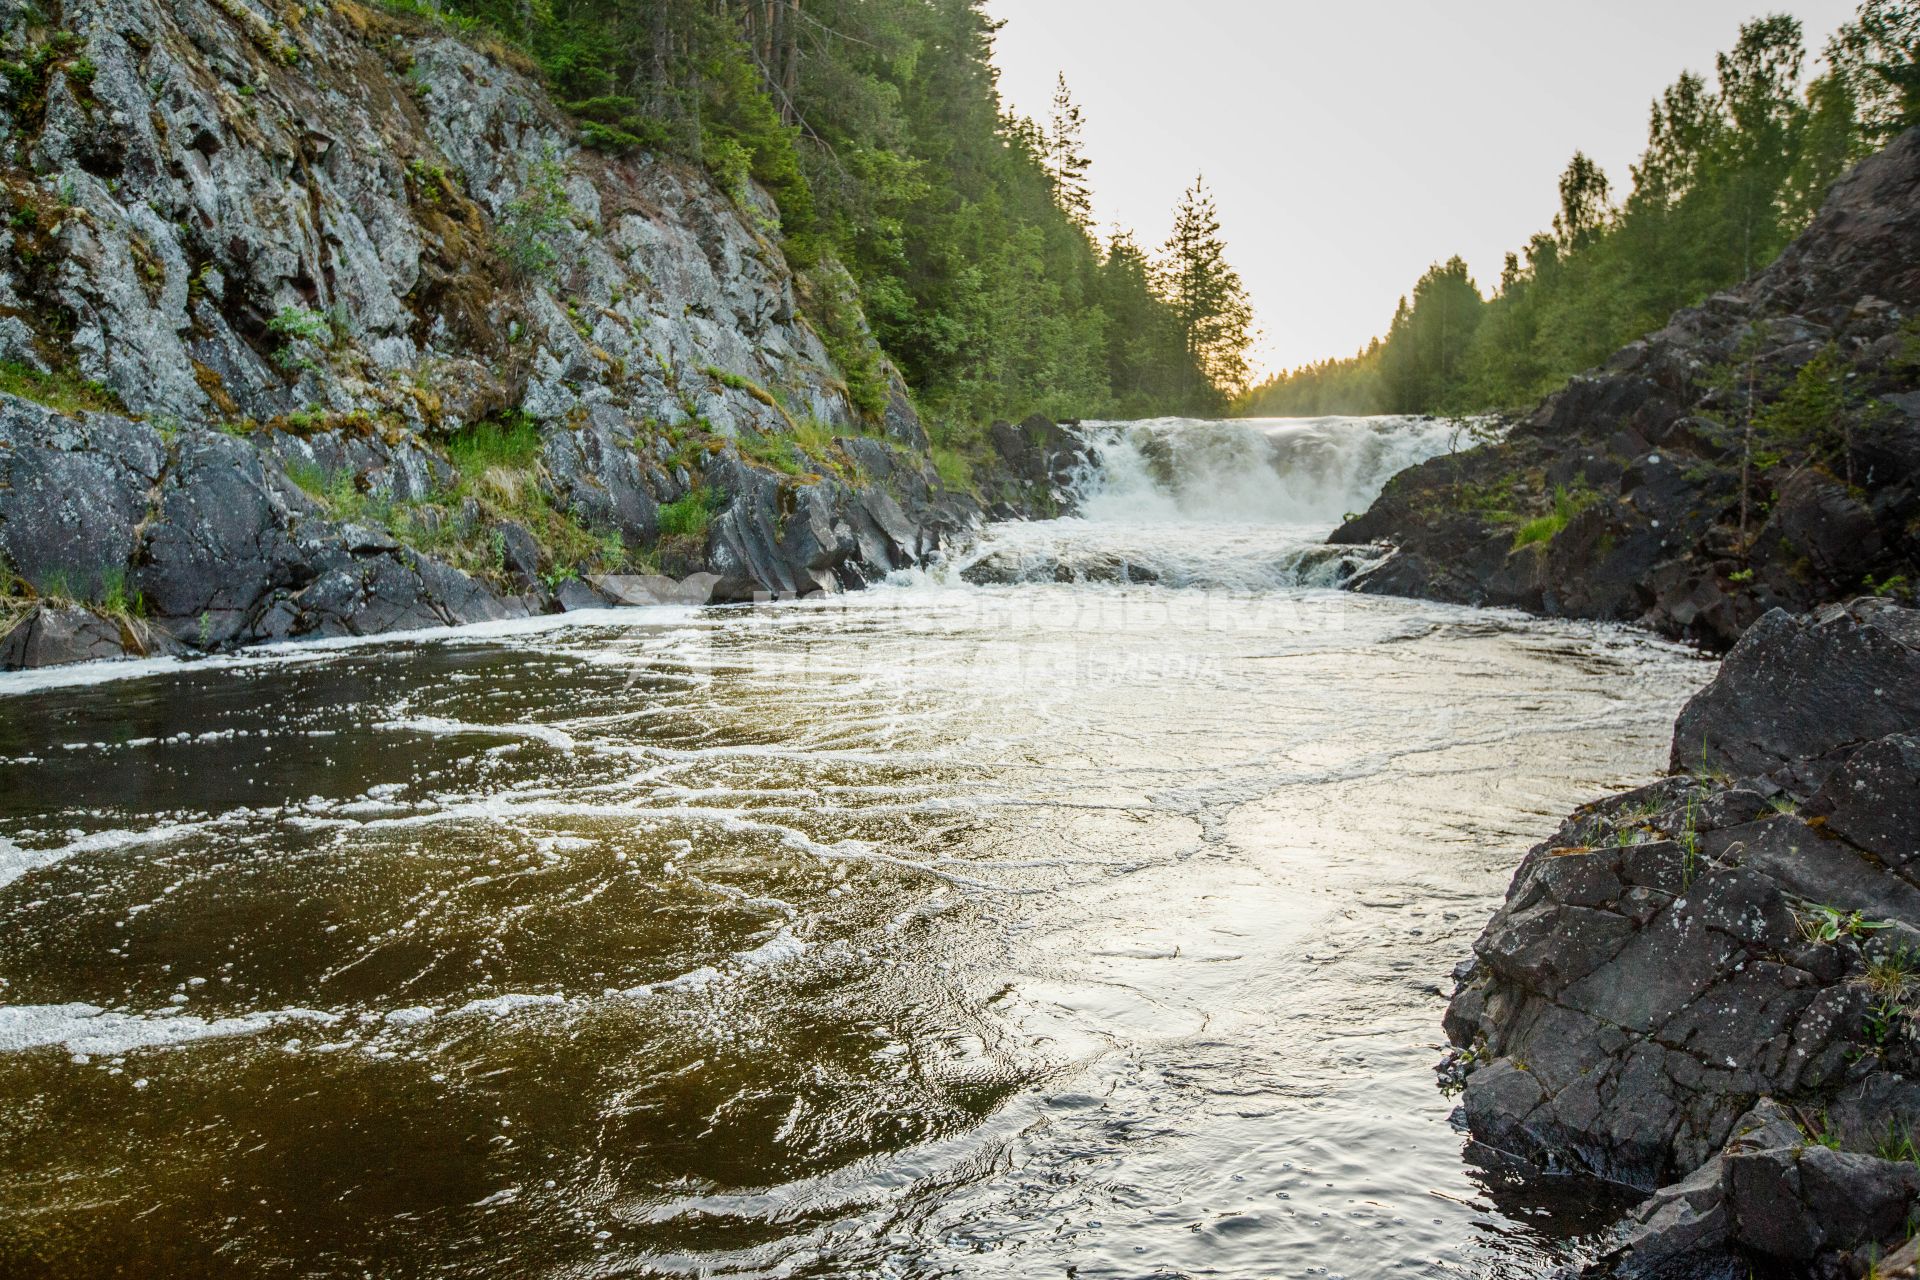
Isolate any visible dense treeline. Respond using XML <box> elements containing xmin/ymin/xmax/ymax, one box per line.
<box><xmin>1241</xmin><ymin>2</ymin><xmax>1920</xmax><ymax>418</ymax></box>
<box><xmin>389</xmin><ymin>0</ymin><xmax>1253</xmax><ymax>427</ymax></box>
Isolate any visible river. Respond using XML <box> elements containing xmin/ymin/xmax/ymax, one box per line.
<box><xmin>0</xmin><ymin>418</ymin><xmax>1710</xmax><ymax>1278</ymax></box>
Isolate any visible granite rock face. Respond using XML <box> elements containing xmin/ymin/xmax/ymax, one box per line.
<box><xmin>1336</xmin><ymin>128</ymin><xmax>1920</xmax><ymax>652</ymax></box>
<box><xmin>0</xmin><ymin>0</ymin><xmax>984</xmax><ymax>668</ymax></box>
<box><xmin>1443</xmin><ymin>600</ymin><xmax>1920</xmax><ymax>1277</ymax></box>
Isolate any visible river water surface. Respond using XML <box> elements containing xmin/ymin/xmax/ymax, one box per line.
<box><xmin>0</xmin><ymin>419</ymin><xmax>1710</xmax><ymax>1278</ymax></box>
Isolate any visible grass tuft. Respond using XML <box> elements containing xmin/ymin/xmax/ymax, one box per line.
<box><xmin>0</xmin><ymin>361</ymin><xmax>122</xmax><ymax>415</ymax></box>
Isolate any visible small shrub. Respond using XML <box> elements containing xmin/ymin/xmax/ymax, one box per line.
<box><xmin>89</xmin><ymin>567</ymin><xmax>145</xmax><ymax>618</ymax></box>
<box><xmin>499</xmin><ymin>147</ymin><xmax>575</xmax><ymax>281</ymax></box>
<box><xmin>267</xmin><ymin>305</ymin><xmax>332</xmax><ymax>372</ymax></box>
<box><xmin>1797</xmin><ymin>904</ymin><xmax>1895</xmax><ymax>944</ymax></box>
<box><xmin>1877</xmin><ymin>1119</ymin><xmax>1920</xmax><ymax>1165</ymax></box>
<box><xmin>1756</xmin><ymin>344</ymin><xmax>1851</xmax><ymax>466</ymax></box>
<box><xmin>1867</xmin><ymin>947</ymin><xmax>1918</xmax><ymax>1002</ymax></box>
<box><xmin>657</xmin><ymin>488</ymin><xmax>717</xmax><ymax>540</ymax></box>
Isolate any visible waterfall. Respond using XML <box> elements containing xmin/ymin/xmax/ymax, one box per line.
<box><xmin>928</xmin><ymin>416</ymin><xmax>1465</xmax><ymax>591</ymax></box>
<box><xmin>1067</xmin><ymin>416</ymin><xmax>1463</xmax><ymax>527</ymax></box>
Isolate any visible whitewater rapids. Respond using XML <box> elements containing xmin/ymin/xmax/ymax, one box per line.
<box><xmin>928</xmin><ymin>415</ymin><xmax>1461</xmax><ymax>591</ymax></box>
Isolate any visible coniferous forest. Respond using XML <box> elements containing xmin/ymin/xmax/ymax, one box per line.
<box><xmin>1242</xmin><ymin>3</ymin><xmax>1920</xmax><ymax>417</ymax></box>
<box><xmin>390</xmin><ymin>0</ymin><xmax>1253</xmax><ymax>429</ymax></box>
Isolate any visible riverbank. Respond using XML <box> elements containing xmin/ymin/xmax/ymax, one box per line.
<box><xmin>1443</xmin><ymin>596</ymin><xmax>1920</xmax><ymax>1275</ymax></box>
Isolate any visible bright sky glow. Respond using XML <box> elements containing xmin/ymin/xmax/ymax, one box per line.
<box><xmin>985</xmin><ymin>0</ymin><xmax>1863</xmax><ymax>377</ymax></box>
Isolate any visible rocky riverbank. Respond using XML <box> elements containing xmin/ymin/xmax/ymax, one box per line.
<box><xmin>1334</xmin><ymin>127</ymin><xmax>1920</xmax><ymax>652</ymax></box>
<box><xmin>0</xmin><ymin>0</ymin><xmax>1104</xmax><ymax>671</ymax></box>
<box><xmin>1443</xmin><ymin>596</ymin><xmax>1920</xmax><ymax>1276</ymax></box>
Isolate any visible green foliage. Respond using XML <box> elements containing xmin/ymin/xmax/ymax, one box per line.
<box><xmin>1161</xmin><ymin>177</ymin><xmax>1255</xmax><ymax>409</ymax></box>
<box><xmin>1244</xmin><ymin>9</ymin><xmax>1903</xmax><ymax>418</ymax></box>
<box><xmin>801</xmin><ymin>266</ymin><xmax>890</xmax><ymax>420</ymax></box>
<box><xmin>1876</xmin><ymin>1118</ymin><xmax>1920</xmax><ymax>1164</ymax></box>
<box><xmin>1865</xmin><ymin>571</ymin><xmax>1913</xmax><ymax>600</ymax></box>
<box><xmin>500</xmin><ymin>147</ymin><xmax>576</xmax><ymax>281</ymax></box>
<box><xmin>1755</xmin><ymin>344</ymin><xmax>1852</xmax><ymax>464</ymax></box>
<box><xmin>0</xmin><ymin>361</ymin><xmax>121</xmax><ymax>415</ymax></box>
<box><xmin>1512</xmin><ymin>485</ymin><xmax>1597</xmax><ymax>549</ymax></box>
<box><xmin>931</xmin><ymin>442</ymin><xmax>975</xmax><ymax>493</ymax></box>
<box><xmin>1797</xmin><ymin>903</ymin><xmax>1896</xmax><ymax>943</ymax></box>
<box><xmin>447</xmin><ymin>413</ymin><xmax>544</xmax><ymax>477</ymax></box>
<box><xmin>405</xmin><ymin>0</ymin><xmax>1231</xmax><ymax>424</ymax></box>
<box><xmin>657</xmin><ymin>488</ymin><xmax>717</xmax><ymax>539</ymax></box>
<box><xmin>267</xmin><ymin>306</ymin><xmax>333</xmax><ymax>371</ymax></box>
<box><xmin>737</xmin><ymin>429</ymin><xmax>811</xmax><ymax>477</ymax></box>
<box><xmin>283</xmin><ymin>414</ymin><xmax>632</xmax><ymax>589</ymax></box>
<box><xmin>267</xmin><ymin>306</ymin><xmax>331</xmax><ymax>344</ymax></box>
<box><xmin>1802</xmin><ymin>1111</ymin><xmax>1844</xmax><ymax>1149</ymax></box>
<box><xmin>1868</xmin><ymin>946</ymin><xmax>1919</xmax><ymax>1001</ymax></box>
<box><xmin>97</xmin><ymin>567</ymin><xmax>143</xmax><ymax>619</ymax></box>
<box><xmin>1679</xmin><ymin>788</ymin><xmax>1704</xmax><ymax>889</ymax></box>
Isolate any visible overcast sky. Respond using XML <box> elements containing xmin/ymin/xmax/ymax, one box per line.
<box><xmin>984</xmin><ymin>0</ymin><xmax>1863</xmax><ymax>377</ymax></box>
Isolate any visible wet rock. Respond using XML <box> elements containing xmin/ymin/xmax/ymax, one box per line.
<box><xmin>1449</xmin><ymin>599</ymin><xmax>1920</xmax><ymax>1278</ymax></box>
<box><xmin>983</xmin><ymin>414</ymin><xmax>1091</xmax><ymax>517</ymax></box>
<box><xmin>495</xmin><ymin>522</ymin><xmax>542</xmax><ymax>588</ymax></box>
<box><xmin>1603</xmin><ymin>1099</ymin><xmax>1920</xmax><ymax>1277</ymax></box>
<box><xmin>587</xmin><ymin>573</ymin><xmax>720</xmax><ymax>606</ymax></box>
<box><xmin>0</xmin><ymin>605</ymin><xmax>136</xmax><ymax>669</ymax></box>
<box><xmin>554</xmin><ymin>578</ymin><xmax>614</xmax><ymax>612</ymax></box>
<box><xmin>958</xmin><ymin>547</ymin><xmax>1159</xmax><ymax>587</ymax></box>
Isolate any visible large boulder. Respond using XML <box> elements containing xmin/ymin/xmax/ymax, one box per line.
<box><xmin>1446</xmin><ymin>600</ymin><xmax>1920</xmax><ymax>1277</ymax></box>
<box><xmin>0</xmin><ymin>605</ymin><xmax>138</xmax><ymax>668</ymax></box>
<box><xmin>1670</xmin><ymin>599</ymin><xmax>1920</xmax><ymax>787</ymax></box>
<box><xmin>0</xmin><ymin>396</ymin><xmax>163</xmax><ymax>599</ymax></box>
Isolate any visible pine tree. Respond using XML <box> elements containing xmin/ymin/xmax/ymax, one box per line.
<box><xmin>1160</xmin><ymin>176</ymin><xmax>1254</xmax><ymax>410</ymax></box>
<box><xmin>1046</xmin><ymin>73</ymin><xmax>1094</xmax><ymax>225</ymax></box>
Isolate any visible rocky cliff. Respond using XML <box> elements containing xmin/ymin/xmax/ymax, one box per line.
<box><xmin>1335</xmin><ymin>128</ymin><xmax>1920</xmax><ymax>652</ymax></box>
<box><xmin>0</xmin><ymin>0</ymin><xmax>986</xmax><ymax>668</ymax></box>
<box><xmin>1443</xmin><ymin>598</ymin><xmax>1920</xmax><ymax>1276</ymax></box>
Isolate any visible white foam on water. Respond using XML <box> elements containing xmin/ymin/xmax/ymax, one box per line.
<box><xmin>379</xmin><ymin>716</ymin><xmax>579</xmax><ymax>752</ymax></box>
<box><xmin>733</xmin><ymin>927</ymin><xmax>809</xmax><ymax>970</ymax></box>
<box><xmin>0</xmin><ymin>1002</ymin><xmax>340</xmax><ymax>1056</ymax></box>
<box><xmin>0</xmin><ymin>822</ymin><xmax>212</xmax><ymax>892</ymax></box>
<box><xmin>0</xmin><ymin>605</ymin><xmax>709</xmax><ymax>698</ymax></box>
<box><xmin>450</xmin><ymin>992</ymin><xmax>573</xmax><ymax>1019</ymax></box>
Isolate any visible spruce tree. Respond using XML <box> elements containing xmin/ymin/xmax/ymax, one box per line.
<box><xmin>1046</xmin><ymin>73</ymin><xmax>1095</xmax><ymax>226</ymax></box>
<box><xmin>1161</xmin><ymin>176</ymin><xmax>1254</xmax><ymax>411</ymax></box>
